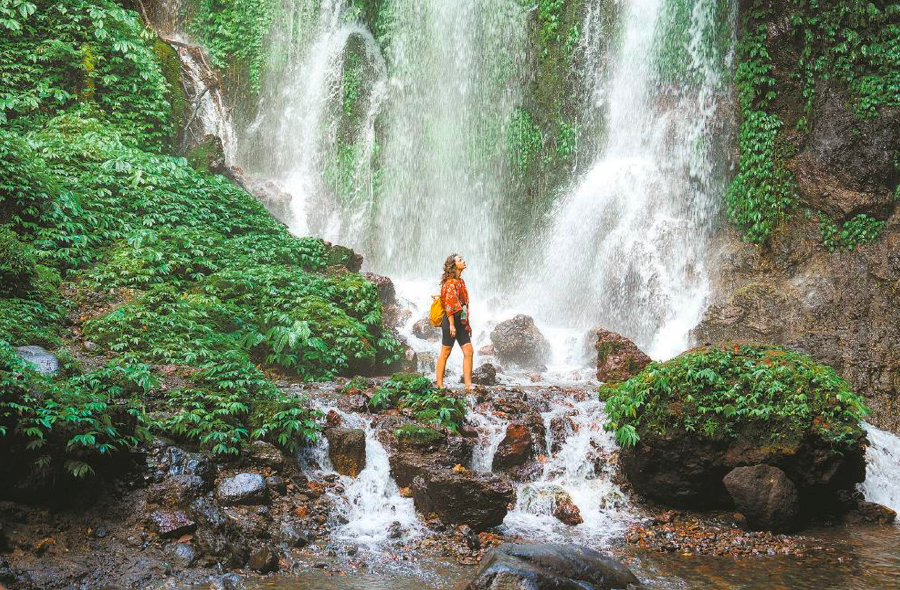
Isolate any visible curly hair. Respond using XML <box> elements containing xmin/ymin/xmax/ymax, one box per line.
<box><xmin>441</xmin><ymin>253</ymin><xmax>461</xmax><ymax>284</ymax></box>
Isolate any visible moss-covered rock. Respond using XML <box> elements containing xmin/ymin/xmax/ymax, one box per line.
<box><xmin>602</xmin><ymin>344</ymin><xmax>869</xmax><ymax>514</ymax></box>
<box><xmin>152</xmin><ymin>37</ymin><xmax>190</xmax><ymax>150</ymax></box>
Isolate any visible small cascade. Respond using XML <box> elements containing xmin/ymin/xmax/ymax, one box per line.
<box><xmin>308</xmin><ymin>408</ymin><xmax>421</xmax><ymax>545</ymax></box>
<box><xmin>860</xmin><ymin>423</ymin><xmax>900</xmax><ymax>515</ymax></box>
<box><xmin>501</xmin><ymin>396</ymin><xmax>634</xmax><ymax>543</ymax></box>
<box><xmin>170</xmin><ymin>41</ymin><xmax>238</xmax><ymax>163</ymax></box>
<box><xmin>466</xmin><ymin>399</ymin><xmax>509</xmax><ymax>473</ymax></box>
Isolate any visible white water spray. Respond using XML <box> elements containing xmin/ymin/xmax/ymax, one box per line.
<box><xmin>861</xmin><ymin>423</ymin><xmax>900</xmax><ymax>515</ymax></box>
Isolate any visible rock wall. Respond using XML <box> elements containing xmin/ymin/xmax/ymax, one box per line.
<box><xmin>697</xmin><ymin>1</ymin><xmax>900</xmax><ymax>433</ymax></box>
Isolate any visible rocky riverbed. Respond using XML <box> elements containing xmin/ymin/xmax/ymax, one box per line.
<box><xmin>2</xmin><ymin>376</ymin><xmax>898</xmax><ymax>590</ymax></box>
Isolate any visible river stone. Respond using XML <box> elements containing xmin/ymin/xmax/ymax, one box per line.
<box><xmin>411</xmin><ymin>470</ymin><xmax>514</xmax><ymax>532</ymax></box>
<box><xmin>588</xmin><ymin>328</ymin><xmax>651</xmax><ymax>383</ymax></box>
<box><xmin>170</xmin><ymin>542</ymin><xmax>197</xmax><ymax>568</ymax></box>
<box><xmin>14</xmin><ymin>346</ymin><xmax>59</xmax><ymax>376</ymax></box>
<box><xmin>490</xmin><ymin>315</ymin><xmax>551</xmax><ymax>369</ymax></box>
<box><xmin>413</xmin><ymin>317</ymin><xmax>441</xmax><ymax>342</ymax></box>
<box><xmin>247</xmin><ymin>441</ymin><xmax>283</xmax><ymax>471</ymax></box>
<box><xmin>248</xmin><ymin>546</ymin><xmax>279</xmax><ymax>574</ymax></box>
<box><xmin>216</xmin><ymin>473</ymin><xmax>269</xmax><ymax>506</ymax></box>
<box><xmin>163</xmin><ymin>446</ymin><xmax>215</xmax><ymax>483</ymax></box>
<box><xmin>465</xmin><ymin>542</ymin><xmax>642</xmax><ymax>590</ymax></box>
<box><xmin>149</xmin><ymin>510</ymin><xmax>196</xmax><ymax>538</ymax></box>
<box><xmin>325</xmin><ymin>428</ymin><xmax>367</xmax><ymax>477</ymax></box>
<box><xmin>492</xmin><ymin>423</ymin><xmax>533</xmax><ymax>471</ymax></box>
<box><xmin>278</xmin><ymin>523</ymin><xmax>310</xmax><ymax>548</ymax></box>
<box><xmin>723</xmin><ymin>465</ymin><xmax>800</xmax><ymax>532</ymax></box>
<box><xmin>845</xmin><ymin>501</ymin><xmax>897</xmax><ymax>524</ymax></box>
<box><xmin>461</xmin><ymin>363</ymin><xmax>497</xmax><ymax>386</ymax></box>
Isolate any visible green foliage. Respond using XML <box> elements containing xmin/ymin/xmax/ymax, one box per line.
<box><xmin>509</xmin><ymin>108</ymin><xmax>545</xmax><ymax>174</ymax></box>
<box><xmin>726</xmin><ymin>5</ymin><xmax>797</xmax><ymax>244</ymax></box>
<box><xmin>394</xmin><ymin>423</ymin><xmax>444</xmax><ymax>444</ymax></box>
<box><xmin>0</xmin><ymin>0</ymin><xmax>175</xmax><ymax>149</ymax></box>
<box><xmin>187</xmin><ymin>0</ymin><xmax>279</xmax><ymax>94</ymax></box>
<box><xmin>655</xmin><ymin>0</ymin><xmax>735</xmax><ymax>84</ymax></box>
<box><xmin>0</xmin><ymin>225</ymin><xmax>37</xmax><ymax>296</ymax></box>
<box><xmin>536</xmin><ymin>0</ymin><xmax>565</xmax><ymax>58</ymax></box>
<box><xmin>728</xmin><ymin>1</ymin><xmax>899</xmax><ymax>243</ymax></box>
<box><xmin>818</xmin><ymin>213</ymin><xmax>886</xmax><ymax>252</ymax></box>
<box><xmin>601</xmin><ymin>344</ymin><xmax>869</xmax><ymax>450</ymax></box>
<box><xmin>341</xmin><ymin>375</ymin><xmax>373</xmax><ymax>393</ymax></box>
<box><xmin>370</xmin><ymin>373</ymin><xmax>467</xmax><ymax>432</ymax></box>
<box><xmin>788</xmin><ymin>0</ymin><xmax>900</xmax><ymax>118</ymax></box>
<box><xmin>0</xmin><ymin>128</ymin><xmax>57</xmax><ymax>228</ymax></box>
<box><xmin>0</xmin><ymin>341</ymin><xmax>155</xmax><ymax>477</ymax></box>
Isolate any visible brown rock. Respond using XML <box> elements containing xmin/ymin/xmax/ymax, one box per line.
<box><xmin>326</xmin><ymin>409</ymin><xmax>343</xmax><ymax>428</ymax></box>
<box><xmin>588</xmin><ymin>327</ymin><xmax>651</xmax><ymax>382</ymax></box>
<box><xmin>412</xmin><ymin>317</ymin><xmax>441</xmax><ymax>342</ymax></box>
<box><xmin>492</xmin><ymin>424</ymin><xmax>533</xmax><ymax>471</ymax></box>
<box><xmin>248</xmin><ymin>546</ymin><xmax>279</xmax><ymax>573</ymax></box>
<box><xmin>150</xmin><ymin>510</ymin><xmax>196</xmax><ymax>539</ymax></box>
<box><xmin>490</xmin><ymin>315</ymin><xmax>551</xmax><ymax>369</ymax></box>
<box><xmin>411</xmin><ymin>470</ymin><xmax>515</xmax><ymax>532</ymax></box>
<box><xmin>723</xmin><ymin>465</ymin><xmax>799</xmax><ymax>532</ymax></box>
<box><xmin>325</xmin><ymin>428</ymin><xmax>367</xmax><ymax>477</ymax></box>
<box><xmin>552</xmin><ymin>496</ymin><xmax>583</xmax><ymax>526</ymax></box>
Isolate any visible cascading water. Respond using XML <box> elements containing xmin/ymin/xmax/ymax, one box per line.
<box><xmin>238</xmin><ymin>0</ymin><xmax>387</xmax><ymax>241</ymax></box>
<box><xmin>527</xmin><ymin>0</ymin><xmax>736</xmax><ymax>360</ymax></box>
<box><xmin>304</xmin><ymin>407</ymin><xmax>421</xmax><ymax>545</ymax></box>
<box><xmin>860</xmin><ymin>423</ymin><xmax>900</xmax><ymax>515</ymax></box>
<box><xmin>499</xmin><ymin>395</ymin><xmax>634</xmax><ymax>542</ymax></box>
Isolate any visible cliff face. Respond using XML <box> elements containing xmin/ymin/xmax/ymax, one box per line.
<box><xmin>696</xmin><ymin>0</ymin><xmax>900</xmax><ymax>432</ymax></box>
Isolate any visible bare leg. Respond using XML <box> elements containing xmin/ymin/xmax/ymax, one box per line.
<box><xmin>461</xmin><ymin>343</ymin><xmax>474</xmax><ymax>390</ymax></box>
<box><xmin>436</xmin><ymin>345</ymin><xmax>453</xmax><ymax>388</ymax></box>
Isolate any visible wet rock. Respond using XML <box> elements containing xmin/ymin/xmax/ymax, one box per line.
<box><xmin>411</xmin><ymin>470</ymin><xmax>515</xmax><ymax>532</ymax></box>
<box><xmin>337</xmin><ymin>393</ymin><xmax>369</xmax><ymax>414</ymax></box>
<box><xmin>170</xmin><ymin>542</ymin><xmax>197</xmax><ymax>568</ymax></box>
<box><xmin>552</xmin><ymin>495</ymin><xmax>584</xmax><ymax>526</ymax></box>
<box><xmin>14</xmin><ymin>346</ymin><xmax>59</xmax><ymax>376</ymax></box>
<box><xmin>210</xmin><ymin>573</ymin><xmax>245</xmax><ymax>590</ymax></box>
<box><xmin>588</xmin><ymin>327</ymin><xmax>651</xmax><ymax>382</ymax></box>
<box><xmin>478</xmin><ymin>344</ymin><xmax>495</xmax><ymax>356</ymax></box>
<box><xmin>216</xmin><ymin>473</ymin><xmax>269</xmax><ymax>506</ymax></box>
<box><xmin>492</xmin><ymin>423</ymin><xmax>533</xmax><ymax>471</ymax></box>
<box><xmin>388</xmin><ymin>521</ymin><xmax>404</xmax><ymax>539</ymax></box>
<box><xmin>325</xmin><ymin>428</ymin><xmax>367</xmax><ymax>477</ymax></box>
<box><xmin>460</xmin><ymin>363</ymin><xmax>497</xmax><ymax>386</ymax></box>
<box><xmin>460</xmin><ymin>524</ymin><xmax>481</xmax><ymax>550</ymax></box>
<box><xmin>149</xmin><ymin>510</ymin><xmax>196</xmax><ymax>539</ymax></box>
<box><xmin>248</xmin><ymin>546</ymin><xmax>279</xmax><ymax>573</ymax></box>
<box><xmin>723</xmin><ymin>465</ymin><xmax>799</xmax><ymax>532</ymax></box>
<box><xmin>278</xmin><ymin>523</ymin><xmax>310</xmax><ymax>548</ymax></box>
<box><xmin>490</xmin><ymin>315</ymin><xmax>551</xmax><ymax>369</ymax></box>
<box><xmin>83</xmin><ymin>340</ymin><xmax>98</xmax><ymax>351</ymax></box>
<box><xmin>326</xmin><ymin>409</ymin><xmax>343</xmax><ymax>427</ymax></box>
<box><xmin>265</xmin><ymin>476</ymin><xmax>286</xmax><ymax>496</ymax></box>
<box><xmin>190</xmin><ymin>497</ymin><xmax>249</xmax><ymax>567</ymax></box>
<box><xmin>362</xmin><ymin>272</ymin><xmax>396</xmax><ymax>306</ymax></box>
<box><xmin>389</xmin><ymin>435</ymin><xmax>473</xmax><ymax>488</ymax></box>
<box><xmin>465</xmin><ymin>542</ymin><xmax>642</xmax><ymax>590</ymax></box>
<box><xmin>163</xmin><ymin>446</ymin><xmax>215</xmax><ymax>483</ymax></box>
<box><xmin>247</xmin><ymin>441</ymin><xmax>283</xmax><ymax>471</ymax></box>
<box><xmin>324</xmin><ymin>241</ymin><xmax>363</xmax><ymax>272</ymax></box>
<box><xmin>412</xmin><ymin>317</ymin><xmax>441</xmax><ymax>342</ymax></box>
<box><xmin>845</xmin><ymin>501</ymin><xmax>897</xmax><ymax>524</ymax></box>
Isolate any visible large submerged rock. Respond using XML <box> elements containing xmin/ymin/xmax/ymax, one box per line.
<box><xmin>607</xmin><ymin>344</ymin><xmax>868</xmax><ymax>516</ymax></box>
<box><xmin>325</xmin><ymin>428</ymin><xmax>367</xmax><ymax>477</ymax></box>
<box><xmin>723</xmin><ymin>464</ymin><xmax>800</xmax><ymax>532</ymax></box>
<box><xmin>490</xmin><ymin>315</ymin><xmax>551</xmax><ymax>369</ymax></box>
<box><xmin>411</xmin><ymin>470</ymin><xmax>515</xmax><ymax>532</ymax></box>
<box><xmin>465</xmin><ymin>543</ymin><xmax>642</xmax><ymax>590</ymax></box>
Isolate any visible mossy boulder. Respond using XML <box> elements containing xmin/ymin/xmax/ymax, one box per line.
<box><xmin>601</xmin><ymin>344</ymin><xmax>869</xmax><ymax>516</ymax></box>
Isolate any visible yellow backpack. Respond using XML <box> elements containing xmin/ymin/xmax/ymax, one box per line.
<box><xmin>429</xmin><ymin>296</ymin><xmax>444</xmax><ymax>327</ymax></box>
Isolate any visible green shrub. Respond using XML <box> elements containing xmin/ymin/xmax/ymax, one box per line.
<box><xmin>394</xmin><ymin>424</ymin><xmax>444</xmax><ymax>444</ymax></box>
<box><xmin>370</xmin><ymin>373</ymin><xmax>467</xmax><ymax>432</ymax></box>
<box><xmin>601</xmin><ymin>344</ymin><xmax>869</xmax><ymax>450</ymax></box>
<box><xmin>0</xmin><ymin>225</ymin><xmax>36</xmax><ymax>296</ymax></box>
<box><xmin>819</xmin><ymin>213</ymin><xmax>886</xmax><ymax>252</ymax></box>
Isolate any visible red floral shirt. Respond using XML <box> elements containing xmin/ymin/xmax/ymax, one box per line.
<box><xmin>440</xmin><ymin>278</ymin><xmax>470</xmax><ymax>333</ymax></box>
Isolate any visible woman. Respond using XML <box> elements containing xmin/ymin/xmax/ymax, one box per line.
<box><xmin>435</xmin><ymin>254</ymin><xmax>474</xmax><ymax>390</ymax></box>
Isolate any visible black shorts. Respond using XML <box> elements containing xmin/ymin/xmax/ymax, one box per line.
<box><xmin>441</xmin><ymin>311</ymin><xmax>471</xmax><ymax>347</ymax></box>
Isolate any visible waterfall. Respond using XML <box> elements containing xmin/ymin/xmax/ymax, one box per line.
<box><xmin>500</xmin><ymin>395</ymin><xmax>634</xmax><ymax>543</ymax></box>
<box><xmin>527</xmin><ymin>0</ymin><xmax>736</xmax><ymax>360</ymax></box>
<box><xmin>467</xmin><ymin>398</ymin><xmax>510</xmax><ymax>473</ymax></box>
<box><xmin>305</xmin><ymin>408</ymin><xmax>421</xmax><ymax>545</ymax></box>
<box><xmin>238</xmin><ymin>0</ymin><xmax>388</xmax><ymax>241</ymax></box>
<box><xmin>861</xmin><ymin>423</ymin><xmax>900</xmax><ymax>515</ymax></box>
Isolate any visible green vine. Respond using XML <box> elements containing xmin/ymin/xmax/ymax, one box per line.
<box><xmin>818</xmin><ymin>212</ymin><xmax>885</xmax><ymax>252</ymax></box>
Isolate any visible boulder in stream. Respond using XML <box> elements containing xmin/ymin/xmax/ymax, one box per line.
<box><xmin>587</xmin><ymin>327</ymin><xmax>651</xmax><ymax>383</ymax></box>
<box><xmin>723</xmin><ymin>464</ymin><xmax>800</xmax><ymax>532</ymax></box>
<box><xmin>492</xmin><ymin>423</ymin><xmax>534</xmax><ymax>472</ymax></box>
<box><xmin>490</xmin><ymin>315</ymin><xmax>551</xmax><ymax>369</ymax></box>
<box><xmin>411</xmin><ymin>469</ymin><xmax>514</xmax><ymax>532</ymax></box>
<box><xmin>14</xmin><ymin>345</ymin><xmax>59</xmax><ymax>376</ymax></box>
<box><xmin>465</xmin><ymin>542</ymin><xmax>643</xmax><ymax>590</ymax></box>
<box><xmin>216</xmin><ymin>473</ymin><xmax>269</xmax><ymax>506</ymax></box>
<box><xmin>325</xmin><ymin>427</ymin><xmax>367</xmax><ymax>477</ymax></box>
<box><xmin>462</xmin><ymin>362</ymin><xmax>497</xmax><ymax>386</ymax></box>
